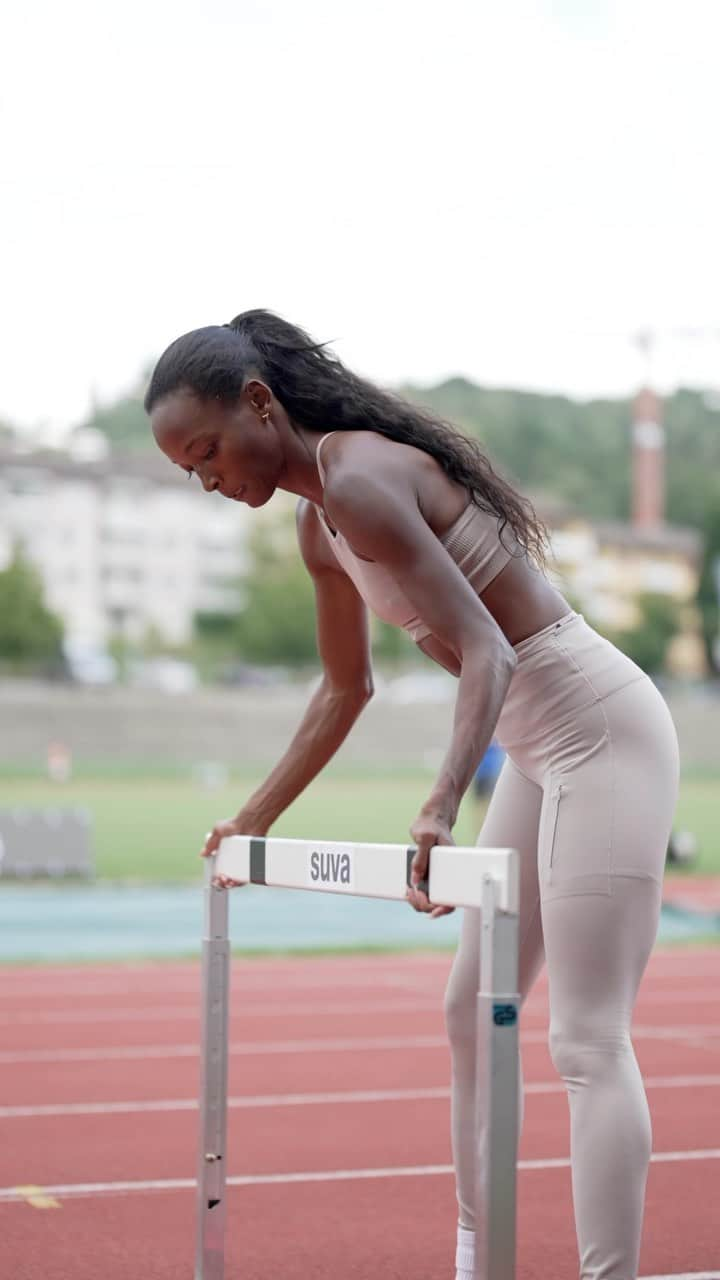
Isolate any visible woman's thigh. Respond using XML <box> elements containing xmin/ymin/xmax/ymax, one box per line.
<box><xmin>531</xmin><ymin>675</ymin><xmax>678</xmax><ymax>1046</ymax></box>
<box><xmin>446</xmin><ymin>756</ymin><xmax>546</xmax><ymax>1016</ymax></box>
<box><xmin>536</xmin><ymin>675</ymin><xmax>680</xmax><ymax>903</ymax></box>
<box><xmin>542</xmin><ymin>875</ymin><xmax>663</xmax><ymax>1061</ymax></box>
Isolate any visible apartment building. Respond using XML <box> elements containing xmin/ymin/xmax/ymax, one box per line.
<box><xmin>0</xmin><ymin>438</ymin><xmax>252</xmax><ymax>648</ymax></box>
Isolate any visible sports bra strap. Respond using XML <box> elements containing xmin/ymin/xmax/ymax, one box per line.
<box><xmin>315</xmin><ymin>431</ymin><xmax>336</xmax><ymax>487</ymax></box>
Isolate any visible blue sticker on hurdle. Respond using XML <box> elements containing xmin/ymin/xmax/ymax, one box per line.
<box><xmin>493</xmin><ymin>1003</ymin><xmax>518</xmax><ymax>1027</ymax></box>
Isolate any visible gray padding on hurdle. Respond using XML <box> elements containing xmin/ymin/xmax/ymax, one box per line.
<box><xmin>406</xmin><ymin>846</ymin><xmax>429</xmax><ymax>897</ymax></box>
<box><xmin>249</xmin><ymin>837</ymin><xmax>266</xmax><ymax>885</ymax></box>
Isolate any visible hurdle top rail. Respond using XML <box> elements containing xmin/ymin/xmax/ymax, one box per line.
<box><xmin>211</xmin><ymin>835</ymin><xmax>519</xmax><ymax>914</ymax></box>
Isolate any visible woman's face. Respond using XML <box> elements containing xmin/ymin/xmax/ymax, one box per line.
<box><xmin>150</xmin><ymin>385</ymin><xmax>279</xmax><ymax>507</ymax></box>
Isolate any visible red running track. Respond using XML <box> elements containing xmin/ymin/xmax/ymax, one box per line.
<box><xmin>0</xmin><ymin>948</ymin><xmax>719</xmax><ymax>1280</ymax></box>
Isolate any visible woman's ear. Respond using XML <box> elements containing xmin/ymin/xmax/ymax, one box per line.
<box><xmin>245</xmin><ymin>377</ymin><xmax>272</xmax><ymax>420</ymax></box>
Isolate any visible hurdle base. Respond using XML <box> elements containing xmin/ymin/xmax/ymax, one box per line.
<box><xmin>194</xmin><ymin>839</ymin><xmax>520</xmax><ymax>1280</ymax></box>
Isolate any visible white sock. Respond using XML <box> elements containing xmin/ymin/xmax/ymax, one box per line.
<box><xmin>455</xmin><ymin>1223</ymin><xmax>475</xmax><ymax>1280</ymax></box>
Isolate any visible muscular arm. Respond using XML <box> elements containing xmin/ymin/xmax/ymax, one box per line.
<box><xmin>240</xmin><ymin>499</ymin><xmax>374</xmax><ymax>831</ymax></box>
<box><xmin>323</xmin><ymin>465</ymin><xmax>517</xmax><ymax>827</ymax></box>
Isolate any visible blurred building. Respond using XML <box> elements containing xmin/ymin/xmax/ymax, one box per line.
<box><xmin>0</xmin><ymin>435</ymin><xmax>252</xmax><ymax>648</ymax></box>
<box><xmin>542</xmin><ymin>386</ymin><xmax>704</xmax><ymax>676</ymax></box>
<box><xmin>0</xmin><ymin>389</ymin><xmax>707</xmax><ymax>674</ymax></box>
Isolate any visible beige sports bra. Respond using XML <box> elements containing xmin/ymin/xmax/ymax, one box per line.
<box><xmin>314</xmin><ymin>431</ymin><xmax>518</xmax><ymax>643</ymax></box>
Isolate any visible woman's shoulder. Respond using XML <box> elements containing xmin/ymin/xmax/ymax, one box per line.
<box><xmin>321</xmin><ymin>430</ymin><xmax>425</xmax><ymax>492</ymax></box>
<box><xmin>322</xmin><ymin>431</ymin><xmax>466</xmax><ymax>541</ymax></box>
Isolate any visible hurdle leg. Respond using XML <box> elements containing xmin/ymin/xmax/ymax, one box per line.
<box><xmin>195</xmin><ymin>862</ymin><xmax>231</xmax><ymax>1280</ymax></box>
<box><xmin>474</xmin><ymin>873</ymin><xmax>520</xmax><ymax>1280</ymax></box>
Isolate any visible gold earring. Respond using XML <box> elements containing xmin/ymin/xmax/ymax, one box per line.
<box><xmin>261</xmin><ymin>409</ymin><xmax>270</xmax><ymax>424</ymax></box>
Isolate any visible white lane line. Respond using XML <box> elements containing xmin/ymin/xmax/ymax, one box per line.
<box><xmin>0</xmin><ymin>970</ymin><xmax>449</xmax><ymax>999</ymax></box>
<box><xmin>0</xmin><ymin>1148</ymin><xmax>719</xmax><ymax>1202</ymax></box>
<box><xmin>0</xmin><ymin>956</ymin><xmax>447</xmax><ymax>980</ymax></box>
<box><xmin>3</xmin><ymin>1073</ymin><xmax>720</xmax><ymax>1120</ymax></box>
<box><xmin>0</xmin><ymin>1000</ymin><xmax>448</xmax><ymax>1026</ymax></box>
<box><xmin>2</xmin><ymin>978</ymin><xmax>720</xmax><ymax>1025</ymax></box>
<box><xmin>0</xmin><ymin>1087</ymin><xmax>450</xmax><ymax>1119</ymax></box>
<box><xmin>3</xmin><ymin>954</ymin><xmax>715</xmax><ymax>993</ymax></box>
<box><xmin>1</xmin><ymin>987</ymin><xmax>717</xmax><ymax>1025</ymax></box>
<box><xmin>1</xmin><ymin>1023</ymin><xmax>718</xmax><ymax>1066</ymax></box>
<box><xmin>0</xmin><ymin>1034</ymin><xmax>448</xmax><ymax>1064</ymax></box>
<box><xmin>10</xmin><ymin>1184</ymin><xmax>61</xmax><ymax>1210</ymax></box>
<box><xmin>1</xmin><ymin>963</ymin><xmax>717</xmax><ymax>1003</ymax></box>
<box><xmin>638</xmin><ymin>989</ymin><xmax>720</xmax><ymax>1005</ymax></box>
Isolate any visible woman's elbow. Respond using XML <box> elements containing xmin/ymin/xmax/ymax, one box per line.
<box><xmin>499</xmin><ymin>640</ymin><xmax>518</xmax><ymax>674</ymax></box>
<box><xmin>463</xmin><ymin>630</ymin><xmax>517</xmax><ymax>678</ymax></box>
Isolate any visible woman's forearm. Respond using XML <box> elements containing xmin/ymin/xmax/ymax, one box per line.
<box><xmin>241</xmin><ymin>678</ymin><xmax>372</xmax><ymax>831</ymax></box>
<box><xmin>422</xmin><ymin>643</ymin><xmax>517</xmax><ymax>826</ymax></box>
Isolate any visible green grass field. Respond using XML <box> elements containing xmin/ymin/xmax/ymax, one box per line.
<box><xmin>1</xmin><ymin>771</ymin><xmax>718</xmax><ymax>882</ymax></box>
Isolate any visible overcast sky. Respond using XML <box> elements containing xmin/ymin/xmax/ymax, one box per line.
<box><xmin>2</xmin><ymin>0</ymin><xmax>719</xmax><ymax>437</ymax></box>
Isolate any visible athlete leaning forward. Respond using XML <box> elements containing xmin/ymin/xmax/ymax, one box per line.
<box><xmin>146</xmin><ymin>310</ymin><xmax>679</xmax><ymax>1280</ymax></box>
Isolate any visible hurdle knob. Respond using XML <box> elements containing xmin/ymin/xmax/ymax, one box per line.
<box><xmin>204</xmin><ymin>1153</ymin><xmax>221</xmax><ymax>1163</ymax></box>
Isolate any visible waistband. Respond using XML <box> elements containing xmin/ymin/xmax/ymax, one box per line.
<box><xmin>512</xmin><ymin>610</ymin><xmax>581</xmax><ymax>661</ymax></box>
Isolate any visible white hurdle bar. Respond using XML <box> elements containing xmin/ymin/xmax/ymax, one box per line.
<box><xmin>195</xmin><ymin>836</ymin><xmax>520</xmax><ymax>1280</ymax></box>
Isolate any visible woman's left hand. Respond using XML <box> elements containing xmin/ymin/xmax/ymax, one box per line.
<box><xmin>407</xmin><ymin>810</ymin><xmax>456</xmax><ymax>919</ymax></box>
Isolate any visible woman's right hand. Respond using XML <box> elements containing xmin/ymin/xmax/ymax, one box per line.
<box><xmin>201</xmin><ymin>812</ymin><xmax>268</xmax><ymax>889</ymax></box>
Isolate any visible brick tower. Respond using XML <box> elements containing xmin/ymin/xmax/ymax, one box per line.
<box><xmin>631</xmin><ymin>385</ymin><xmax>665</xmax><ymax>529</ymax></box>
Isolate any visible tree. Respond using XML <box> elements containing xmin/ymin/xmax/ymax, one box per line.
<box><xmin>73</xmin><ymin>370</ymin><xmax>152</xmax><ymax>454</ymax></box>
<box><xmin>234</xmin><ymin>510</ymin><xmax>318</xmax><ymax>665</ymax></box>
<box><xmin>80</xmin><ymin>364</ymin><xmax>720</xmax><ymax>539</ymax></box>
<box><xmin>608</xmin><ymin>593</ymin><xmax>682</xmax><ymax>675</ymax></box>
<box><xmin>191</xmin><ymin>611</ymin><xmax>240</xmax><ymax>680</ymax></box>
<box><xmin>373</xmin><ymin>619</ymin><xmax>416</xmax><ymax>663</ymax></box>
<box><xmin>403</xmin><ymin>379</ymin><xmax>720</xmax><ymax>532</ymax></box>
<box><xmin>697</xmin><ymin>497</ymin><xmax>720</xmax><ymax>676</ymax></box>
<box><xmin>0</xmin><ymin>549</ymin><xmax>64</xmax><ymax>669</ymax></box>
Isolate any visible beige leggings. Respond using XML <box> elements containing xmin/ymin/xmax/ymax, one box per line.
<box><xmin>445</xmin><ymin>613</ymin><xmax>680</xmax><ymax>1280</ymax></box>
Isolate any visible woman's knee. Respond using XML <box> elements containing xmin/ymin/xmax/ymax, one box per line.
<box><xmin>548</xmin><ymin>1017</ymin><xmax>633</xmax><ymax>1080</ymax></box>
<box><xmin>444</xmin><ymin>975</ymin><xmax>476</xmax><ymax>1051</ymax></box>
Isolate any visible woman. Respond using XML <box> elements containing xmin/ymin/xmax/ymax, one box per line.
<box><xmin>146</xmin><ymin>310</ymin><xmax>679</xmax><ymax>1280</ymax></box>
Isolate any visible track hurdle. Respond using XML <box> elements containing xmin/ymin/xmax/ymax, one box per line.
<box><xmin>196</xmin><ymin>837</ymin><xmax>520</xmax><ymax>1280</ymax></box>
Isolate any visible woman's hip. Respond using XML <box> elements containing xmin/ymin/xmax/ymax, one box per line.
<box><xmin>514</xmin><ymin>676</ymin><xmax>679</xmax><ymax>896</ymax></box>
<box><xmin>496</xmin><ymin>613</ymin><xmax>678</xmax><ymax>778</ymax></box>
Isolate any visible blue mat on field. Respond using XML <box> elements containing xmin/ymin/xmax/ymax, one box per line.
<box><xmin>0</xmin><ymin>882</ymin><xmax>718</xmax><ymax>962</ymax></box>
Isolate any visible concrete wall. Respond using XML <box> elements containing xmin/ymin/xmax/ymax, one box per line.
<box><xmin>0</xmin><ymin>679</ymin><xmax>717</xmax><ymax>774</ymax></box>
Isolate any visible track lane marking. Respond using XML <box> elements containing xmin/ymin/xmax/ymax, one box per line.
<box><xmin>0</xmin><ymin>952</ymin><xmax>716</xmax><ymax>1000</ymax></box>
<box><xmin>0</xmin><ymin>1034</ymin><xmax>447</xmax><ymax>1064</ymax></box>
<box><xmin>0</xmin><ymin>1000</ymin><xmax>449</xmax><ymax>1026</ymax></box>
<box><xmin>0</xmin><ymin>987</ymin><xmax>716</xmax><ymax>1025</ymax></box>
<box><xmin>0</xmin><ymin>1024</ymin><xmax>718</xmax><ymax>1065</ymax></box>
<box><xmin>11</xmin><ymin>1185</ymin><xmax>61</xmax><ymax>1209</ymax></box>
<box><xmin>3</xmin><ymin>1074</ymin><xmax>720</xmax><ymax>1119</ymax></box>
<box><xmin>1</xmin><ymin>1148</ymin><xmax>720</xmax><ymax>1202</ymax></box>
<box><xmin>0</xmin><ymin>969</ymin><xmax>453</xmax><ymax>999</ymax></box>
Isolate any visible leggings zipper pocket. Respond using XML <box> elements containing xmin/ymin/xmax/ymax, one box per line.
<box><xmin>547</xmin><ymin>782</ymin><xmax>565</xmax><ymax>871</ymax></box>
